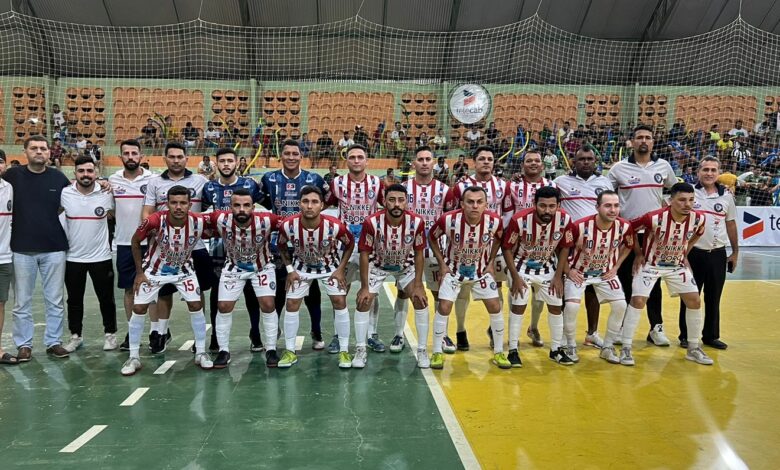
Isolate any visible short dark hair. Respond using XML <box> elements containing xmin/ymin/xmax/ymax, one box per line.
<box><xmin>167</xmin><ymin>185</ymin><xmax>190</xmax><ymax>200</ymax></box>
<box><xmin>346</xmin><ymin>144</ymin><xmax>368</xmax><ymax>156</ymax></box>
<box><xmin>231</xmin><ymin>188</ymin><xmax>252</xmax><ymax>199</ymax></box>
<box><xmin>633</xmin><ymin>124</ymin><xmax>654</xmax><ymax>137</ymax></box>
<box><xmin>74</xmin><ymin>155</ymin><xmax>94</xmax><ymax>167</ymax></box>
<box><xmin>700</xmin><ymin>155</ymin><xmax>720</xmax><ymax>166</ymax></box>
<box><xmin>415</xmin><ymin>145</ymin><xmax>433</xmax><ymax>156</ymax></box>
<box><xmin>384</xmin><ymin>183</ymin><xmax>407</xmax><ymax>198</ymax></box>
<box><xmin>575</xmin><ymin>145</ymin><xmax>596</xmax><ymax>157</ymax></box>
<box><xmin>461</xmin><ymin>186</ymin><xmax>487</xmax><ymax>200</ymax></box>
<box><xmin>24</xmin><ymin>135</ymin><xmax>48</xmax><ymax>149</ymax></box>
<box><xmin>281</xmin><ymin>139</ymin><xmax>299</xmax><ymax>149</ymax></box>
<box><xmin>472</xmin><ymin>145</ymin><xmax>494</xmax><ymax>159</ymax></box>
<box><xmin>120</xmin><ymin>139</ymin><xmax>141</xmax><ymax>152</ymax></box>
<box><xmin>596</xmin><ymin>189</ymin><xmax>618</xmax><ymax>206</ymax></box>
<box><xmin>300</xmin><ymin>185</ymin><xmax>323</xmax><ymax>202</ymax></box>
<box><xmin>215</xmin><ymin>147</ymin><xmax>236</xmax><ymax>160</ymax></box>
<box><xmin>669</xmin><ymin>182</ymin><xmax>694</xmax><ymax>197</ymax></box>
<box><xmin>523</xmin><ymin>149</ymin><xmax>542</xmax><ymax>159</ymax></box>
<box><xmin>534</xmin><ymin>185</ymin><xmax>560</xmax><ymax>203</ymax></box>
<box><xmin>165</xmin><ymin>142</ymin><xmax>186</xmax><ymax>156</ymax></box>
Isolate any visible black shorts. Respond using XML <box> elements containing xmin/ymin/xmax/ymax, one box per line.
<box><xmin>116</xmin><ymin>245</ymin><xmax>145</xmax><ymax>289</ymax></box>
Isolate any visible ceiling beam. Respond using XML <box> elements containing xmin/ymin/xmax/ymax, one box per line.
<box><xmin>576</xmin><ymin>0</ymin><xmax>593</xmax><ymax>35</ymax></box>
<box><xmin>639</xmin><ymin>0</ymin><xmax>676</xmax><ymax>41</ymax></box>
<box><xmin>448</xmin><ymin>0</ymin><xmax>462</xmax><ymax>32</ymax></box>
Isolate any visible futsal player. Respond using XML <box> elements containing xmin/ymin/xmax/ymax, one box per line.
<box><xmin>277</xmin><ymin>186</ymin><xmax>354</xmax><ymax>369</ymax></box>
<box><xmin>621</xmin><ymin>183</ymin><xmax>714</xmax><ymax>366</ymax></box>
<box><xmin>353</xmin><ymin>184</ymin><xmax>428</xmax><ymax>368</ymax></box>
<box><xmin>430</xmin><ymin>186</ymin><xmax>509</xmax><ymax>370</ymax></box>
<box><xmin>122</xmin><ymin>186</ymin><xmax>213</xmax><ymax>376</ymax></box>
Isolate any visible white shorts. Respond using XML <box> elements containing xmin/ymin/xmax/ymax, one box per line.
<box><xmin>345</xmin><ymin>251</ymin><xmax>361</xmax><ymax>285</ymax></box>
<box><xmin>423</xmin><ymin>257</ymin><xmax>442</xmax><ymax>292</ymax></box>
<box><xmin>218</xmin><ymin>266</ymin><xmax>276</xmax><ymax>302</ymax></box>
<box><xmin>493</xmin><ymin>255</ymin><xmax>508</xmax><ymax>283</ymax></box>
<box><xmin>508</xmin><ymin>272</ymin><xmax>562</xmax><ymax>307</ymax></box>
<box><xmin>631</xmin><ymin>264</ymin><xmax>698</xmax><ymax>298</ymax></box>
<box><xmin>366</xmin><ymin>266</ymin><xmax>416</xmax><ymax>294</ymax></box>
<box><xmin>438</xmin><ymin>272</ymin><xmax>498</xmax><ymax>302</ymax></box>
<box><xmin>135</xmin><ymin>272</ymin><xmax>201</xmax><ymax>305</ymax></box>
<box><xmin>564</xmin><ymin>276</ymin><xmax>625</xmax><ymax>304</ymax></box>
<box><xmin>287</xmin><ymin>271</ymin><xmax>347</xmax><ymax>299</ymax></box>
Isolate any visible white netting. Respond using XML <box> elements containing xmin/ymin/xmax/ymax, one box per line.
<box><xmin>1</xmin><ymin>10</ymin><xmax>778</xmax><ymax>183</ymax></box>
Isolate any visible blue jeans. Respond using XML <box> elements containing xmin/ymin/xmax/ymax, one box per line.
<box><xmin>12</xmin><ymin>251</ymin><xmax>67</xmax><ymax>349</ymax></box>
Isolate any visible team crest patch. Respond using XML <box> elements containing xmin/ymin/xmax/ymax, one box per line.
<box><xmin>7</xmin><ymin>200</ymin><xmax>12</xmax><ymax>210</ymax></box>
<box><xmin>255</xmin><ymin>235</ymin><xmax>264</xmax><ymax>243</ymax></box>
<box><xmin>188</xmin><ymin>236</ymin><xmax>196</xmax><ymax>245</ymax></box>
<box><xmin>552</xmin><ymin>232</ymin><xmax>562</xmax><ymax>240</ymax></box>
<box><xmin>94</xmin><ymin>207</ymin><xmax>106</xmax><ymax>217</ymax></box>
<box><xmin>286</xmin><ymin>183</ymin><xmax>296</xmax><ymax>191</ymax></box>
<box><xmin>196</xmin><ymin>287</ymin><xmax>201</xmax><ymax>295</ymax></box>
<box><xmin>714</xmin><ymin>203</ymin><xmax>724</xmax><ymax>212</ymax></box>
<box><xmin>489</xmin><ymin>282</ymin><xmax>497</xmax><ymax>290</ymax></box>
<box><xmin>434</xmin><ymin>194</ymin><xmax>442</xmax><ymax>204</ymax></box>
<box><xmin>224</xmin><ymin>280</ymin><xmax>238</xmax><ymax>291</ymax></box>
<box><xmin>404</xmin><ymin>234</ymin><xmax>413</xmax><ymax>244</ymax></box>
<box><xmin>368</xmin><ymin>190</ymin><xmax>375</xmax><ymax>199</ymax></box>
<box><xmin>693</xmin><ymin>202</ymin><xmax>701</xmax><ymax>209</ymax></box>
<box><xmin>686</xmin><ymin>232</ymin><xmax>694</xmax><ymax>240</ymax></box>
<box><xmin>189</xmin><ymin>188</ymin><xmax>196</xmax><ymax>198</ymax></box>
<box><xmin>269</xmin><ymin>281</ymin><xmax>276</xmax><ymax>290</ymax></box>
<box><xmin>612</xmin><ymin>240</ymin><xmax>620</xmax><ymax>247</ymax></box>
<box><xmin>642</xmin><ymin>276</ymin><xmax>654</xmax><ymax>287</ymax></box>
<box><xmin>495</xmin><ymin>189</ymin><xmax>503</xmax><ymax>198</ymax></box>
<box><xmin>595</xmin><ymin>187</ymin><xmax>604</xmax><ymax>195</ymax></box>
<box><xmin>481</xmin><ymin>234</ymin><xmax>491</xmax><ymax>243</ymax></box>
<box><xmin>654</xmin><ymin>173</ymin><xmax>663</xmax><ymax>184</ymax></box>
<box><xmin>224</xmin><ymin>189</ymin><xmax>233</xmax><ymax>197</ymax></box>
<box><xmin>140</xmin><ymin>184</ymin><xmax>147</xmax><ymax>194</ymax></box>
<box><xmin>321</xmin><ymin>240</ymin><xmax>331</xmax><ymax>247</ymax></box>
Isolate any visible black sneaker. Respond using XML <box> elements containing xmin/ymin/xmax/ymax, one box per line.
<box><xmin>249</xmin><ymin>331</ymin><xmax>264</xmax><ymax>352</ymax></box>
<box><xmin>487</xmin><ymin>326</ymin><xmax>494</xmax><ymax>349</ymax></box>
<box><xmin>679</xmin><ymin>338</ymin><xmax>689</xmax><ymax>349</ymax></box>
<box><xmin>456</xmin><ymin>331</ymin><xmax>470</xmax><ymax>351</ymax></box>
<box><xmin>213</xmin><ymin>351</ymin><xmax>231</xmax><ymax>369</ymax></box>
<box><xmin>549</xmin><ymin>347</ymin><xmax>574</xmax><ymax>366</ymax></box>
<box><xmin>209</xmin><ymin>338</ymin><xmax>219</xmax><ymax>354</ymax></box>
<box><xmin>265</xmin><ymin>349</ymin><xmax>279</xmax><ymax>368</ymax></box>
<box><xmin>150</xmin><ymin>331</ymin><xmax>164</xmax><ymax>354</ymax></box>
<box><xmin>164</xmin><ymin>329</ymin><xmax>172</xmax><ymax>347</ymax></box>
<box><xmin>507</xmin><ymin>349</ymin><xmax>523</xmax><ymax>368</ymax></box>
<box><xmin>119</xmin><ymin>333</ymin><xmax>130</xmax><ymax>351</ymax></box>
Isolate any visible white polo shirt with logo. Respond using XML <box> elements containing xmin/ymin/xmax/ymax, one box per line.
<box><xmin>606</xmin><ymin>155</ymin><xmax>677</xmax><ymax>222</ymax></box>
<box><xmin>109</xmin><ymin>167</ymin><xmax>155</xmax><ymax>246</ymax></box>
<box><xmin>692</xmin><ymin>184</ymin><xmax>736</xmax><ymax>250</ymax></box>
<box><xmin>0</xmin><ymin>179</ymin><xmax>12</xmax><ymax>264</ymax></box>
<box><xmin>554</xmin><ymin>172</ymin><xmax>614</xmax><ymax>221</ymax></box>
<box><xmin>61</xmin><ymin>183</ymin><xmax>114</xmax><ymax>263</ymax></box>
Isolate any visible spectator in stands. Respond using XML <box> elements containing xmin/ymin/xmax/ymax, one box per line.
<box><xmin>432</xmin><ymin>128</ymin><xmax>447</xmax><ymax>152</ymax></box>
<box><xmin>163</xmin><ymin>115</ymin><xmax>177</xmax><ymax>144</ymax></box>
<box><xmin>717</xmin><ymin>165</ymin><xmax>738</xmax><ymax>193</ymax></box>
<box><xmin>434</xmin><ymin>156</ymin><xmax>449</xmax><ymax>183</ymax></box>
<box><xmin>540</xmin><ymin>124</ymin><xmax>553</xmax><ymax>147</ymax></box>
<box><xmin>237</xmin><ymin>157</ymin><xmax>248</xmax><ymax>175</ymax></box>
<box><xmin>733</xmin><ymin>143</ymin><xmax>753</xmax><ymax>171</ymax></box>
<box><xmin>198</xmin><ymin>155</ymin><xmax>215</xmax><ymax>180</ymax></box>
<box><xmin>465</xmin><ymin>125</ymin><xmax>481</xmax><ymax>150</ymax></box>
<box><xmin>417</xmin><ymin>132</ymin><xmax>430</xmax><ymax>148</ymax></box>
<box><xmin>498</xmin><ymin>138</ymin><xmax>510</xmax><ymax>157</ymax></box>
<box><xmin>728</xmin><ymin>120</ymin><xmax>749</xmax><ymax>139</ymax></box>
<box><xmin>223</xmin><ymin>119</ymin><xmax>238</xmax><ymax>148</ymax></box>
<box><xmin>573</xmin><ymin>124</ymin><xmax>586</xmax><ymax>140</ymax></box>
<box><xmin>486</xmin><ymin>122</ymin><xmax>499</xmax><ymax>146</ymax></box>
<box><xmin>51</xmin><ymin>104</ymin><xmax>65</xmax><ymax>128</ymax></box>
<box><xmin>203</xmin><ymin>121</ymin><xmax>221</xmax><ymax>148</ymax></box>
<box><xmin>372</xmin><ymin>122</ymin><xmax>385</xmax><ymax>156</ymax></box>
<box><xmin>381</xmin><ymin>168</ymin><xmax>398</xmax><ymax>186</ymax></box>
<box><xmin>747</xmin><ymin>175</ymin><xmax>775</xmax><ymax>206</ymax></box>
<box><xmin>141</xmin><ymin>118</ymin><xmax>158</xmax><ymax>148</ymax></box>
<box><xmin>85</xmin><ymin>140</ymin><xmax>102</xmax><ymax>174</ymax></box>
<box><xmin>682</xmin><ymin>165</ymin><xmax>698</xmax><ymax>185</ymax></box>
<box><xmin>181</xmin><ymin>122</ymin><xmax>200</xmax><ymax>149</ymax></box>
<box><xmin>49</xmin><ymin>138</ymin><xmax>65</xmax><ymax>169</ymax></box>
<box><xmin>9</xmin><ymin>160</ymin><xmax>20</xmax><ymax>167</ymax></box>
<box><xmin>543</xmin><ymin>148</ymin><xmax>558</xmax><ymax>180</ymax></box>
<box><xmin>299</xmin><ymin>132</ymin><xmax>312</xmax><ymax>158</ymax></box>
<box><xmin>324</xmin><ymin>164</ymin><xmax>338</xmax><ymax>186</ymax></box>
<box><xmin>353</xmin><ymin>125</ymin><xmax>369</xmax><ymax>149</ymax></box>
<box><xmin>453</xmin><ymin>154</ymin><xmax>469</xmax><ymax>180</ymax></box>
<box><xmin>717</xmin><ymin>133</ymin><xmax>734</xmax><ymax>164</ymax></box>
<box><xmin>75</xmin><ymin>134</ymin><xmax>88</xmax><ymax>155</ymax></box>
<box><xmin>338</xmin><ymin>131</ymin><xmax>354</xmax><ymax>154</ymax></box>
<box><xmin>559</xmin><ymin>121</ymin><xmax>574</xmax><ymax>142</ymax></box>
<box><xmin>390</xmin><ymin>121</ymin><xmax>405</xmax><ymax>160</ymax></box>
<box><xmin>315</xmin><ymin>130</ymin><xmax>334</xmax><ymax>168</ymax></box>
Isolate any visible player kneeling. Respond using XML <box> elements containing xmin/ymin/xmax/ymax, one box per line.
<box><xmin>353</xmin><ymin>184</ymin><xmax>429</xmax><ymax>368</ymax></box>
<box><xmin>559</xmin><ymin>190</ymin><xmax>633</xmax><ymax>365</ymax></box>
<box><xmin>203</xmin><ymin>189</ymin><xmax>282</xmax><ymax>369</ymax></box>
<box><xmin>429</xmin><ymin>187</ymin><xmax>510</xmax><ymax>370</ymax></box>
<box><xmin>622</xmin><ymin>183</ymin><xmax>713</xmax><ymax>366</ymax></box>
<box><xmin>122</xmin><ymin>186</ymin><xmax>212</xmax><ymax>376</ymax></box>
<box><xmin>278</xmin><ymin>186</ymin><xmax>355</xmax><ymax>369</ymax></box>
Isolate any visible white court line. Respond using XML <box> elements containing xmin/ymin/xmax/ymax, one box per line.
<box><xmin>743</xmin><ymin>251</ymin><xmax>780</xmax><ymax>259</ymax></box>
<box><xmin>383</xmin><ymin>284</ymin><xmax>481</xmax><ymax>470</ymax></box>
<box><xmin>153</xmin><ymin>360</ymin><xmax>176</xmax><ymax>375</ymax></box>
<box><xmin>760</xmin><ymin>280</ymin><xmax>780</xmax><ymax>287</ymax></box>
<box><xmin>178</xmin><ymin>340</ymin><xmax>194</xmax><ymax>351</ymax></box>
<box><xmin>119</xmin><ymin>387</ymin><xmax>150</xmax><ymax>406</ymax></box>
<box><xmin>59</xmin><ymin>425</ymin><xmax>107</xmax><ymax>453</ymax></box>
<box><xmin>294</xmin><ymin>335</ymin><xmax>304</xmax><ymax>351</ymax></box>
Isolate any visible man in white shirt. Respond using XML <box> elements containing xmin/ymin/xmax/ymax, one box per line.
<box><xmin>465</xmin><ymin>125</ymin><xmax>481</xmax><ymax>150</ymax></box>
<box><xmin>204</xmin><ymin>122</ymin><xmax>222</xmax><ymax>148</ymax></box>
<box><xmin>60</xmin><ymin>156</ymin><xmax>117</xmax><ymax>352</ymax></box>
<box><xmin>728</xmin><ymin>120</ymin><xmax>749</xmax><ymax>139</ymax></box>
<box><xmin>0</xmin><ymin>153</ymin><xmax>15</xmax><ymax>364</ymax></box>
<box><xmin>198</xmin><ymin>156</ymin><xmax>215</xmax><ymax>180</ymax></box>
<box><xmin>338</xmin><ymin>131</ymin><xmax>355</xmax><ymax>153</ymax></box>
<box><xmin>543</xmin><ymin>149</ymin><xmax>559</xmax><ymax>180</ymax></box>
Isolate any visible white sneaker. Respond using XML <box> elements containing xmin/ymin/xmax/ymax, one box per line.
<box><xmin>416</xmin><ymin>348</ymin><xmax>430</xmax><ymax>368</ymax></box>
<box><xmin>566</xmin><ymin>346</ymin><xmax>580</xmax><ymax>363</ymax></box>
<box><xmin>64</xmin><ymin>334</ymin><xmax>83</xmax><ymax>353</ymax></box>
<box><xmin>600</xmin><ymin>346</ymin><xmax>620</xmax><ymax>364</ymax></box>
<box><xmin>647</xmin><ymin>324</ymin><xmax>671</xmax><ymax>346</ymax></box>
<box><xmin>103</xmin><ymin>333</ymin><xmax>118</xmax><ymax>351</ymax></box>
<box><xmin>584</xmin><ymin>332</ymin><xmax>604</xmax><ymax>349</ymax></box>
<box><xmin>351</xmin><ymin>346</ymin><xmax>367</xmax><ymax>368</ymax></box>
<box><xmin>121</xmin><ymin>357</ymin><xmax>142</xmax><ymax>376</ymax></box>
<box><xmin>686</xmin><ymin>347</ymin><xmax>714</xmax><ymax>365</ymax></box>
<box><xmin>195</xmin><ymin>352</ymin><xmax>214</xmax><ymax>370</ymax></box>
<box><xmin>620</xmin><ymin>347</ymin><xmax>635</xmax><ymax>366</ymax></box>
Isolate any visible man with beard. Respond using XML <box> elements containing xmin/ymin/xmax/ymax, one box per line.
<box><xmin>60</xmin><ymin>156</ymin><xmax>117</xmax><ymax>353</ymax></box>
<box><xmin>607</xmin><ymin>125</ymin><xmax>677</xmax><ymax>347</ymax></box>
<box><xmin>202</xmin><ymin>148</ymin><xmax>264</xmax><ymax>353</ymax></box>
<box><xmin>109</xmin><ymin>140</ymin><xmax>157</xmax><ymax>350</ymax></box>
<box><xmin>554</xmin><ymin>146</ymin><xmax>615</xmax><ymax>348</ymax></box>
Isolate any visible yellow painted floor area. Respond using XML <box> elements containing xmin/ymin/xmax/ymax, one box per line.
<box><xmin>397</xmin><ymin>281</ymin><xmax>780</xmax><ymax>469</ymax></box>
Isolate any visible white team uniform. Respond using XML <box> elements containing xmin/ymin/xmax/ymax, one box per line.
<box><xmin>143</xmin><ymin>170</ymin><xmax>209</xmax><ymax>250</ymax></box>
<box><xmin>109</xmin><ymin>168</ymin><xmax>156</xmax><ymax>247</ymax></box>
<box><xmin>359</xmin><ymin>211</ymin><xmax>426</xmax><ymax>294</ymax></box>
<box><xmin>405</xmin><ymin>178</ymin><xmax>450</xmax><ymax>291</ymax></box>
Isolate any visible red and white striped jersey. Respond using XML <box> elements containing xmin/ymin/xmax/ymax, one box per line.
<box><xmin>632</xmin><ymin>207</ymin><xmax>706</xmax><ymax>268</ymax></box>
<box><xmin>278</xmin><ymin>214</ymin><xmax>355</xmax><ymax>275</ymax></box>
<box><xmin>446</xmin><ymin>175</ymin><xmax>512</xmax><ymax>216</ymax></box>
<box><xmin>565</xmin><ymin>215</ymin><xmax>634</xmax><ymax>275</ymax></box>
<box><xmin>502</xmin><ymin>208</ymin><xmax>574</xmax><ymax>275</ymax></box>
<box><xmin>508</xmin><ymin>176</ymin><xmax>556</xmax><ymax>211</ymax></box>
<box><xmin>404</xmin><ymin>178</ymin><xmax>451</xmax><ymax>257</ymax></box>
<box><xmin>358</xmin><ymin>210</ymin><xmax>426</xmax><ymax>272</ymax></box>
<box><xmin>327</xmin><ymin>173</ymin><xmax>384</xmax><ymax>241</ymax></box>
<box><xmin>429</xmin><ymin>209</ymin><xmax>503</xmax><ymax>280</ymax></box>
<box><xmin>135</xmin><ymin>211</ymin><xmax>205</xmax><ymax>276</ymax></box>
<box><xmin>143</xmin><ymin>170</ymin><xmax>209</xmax><ymax>250</ymax></box>
<box><xmin>204</xmin><ymin>211</ymin><xmax>281</xmax><ymax>273</ymax></box>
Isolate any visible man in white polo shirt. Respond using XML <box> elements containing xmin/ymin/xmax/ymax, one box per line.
<box><xmin>60</xmin><ymin>156</ymin><xmax>117</xmax><ymax>352</ymax></box>
<box><xmin>607</xmin><ymin>124</ymin><xmax>677</xmax><ymax>346</ymax></box>
<box><xmin>677</xmin><ymin>156</ymin><xmax>737</xmax><ymax>350</ymax></box>
<box><xmin>0</xmin><ymin>152</ymin><xmax>15</xmax><ymax>364</ymax></box>
<box><xmin>109</xmin><ymin>139</ymin><xmax>156</xmax><ymax>351</ymax></box>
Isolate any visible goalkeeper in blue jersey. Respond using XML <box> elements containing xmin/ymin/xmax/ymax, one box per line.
<box><xmin>259</xmin><ymin>139</ymin><xmax>330</xmax><ymax>349</ymax></box>
<box><xmin>202</xmin><ymin>147</ymin><xmax>265</xmax><ymax>352</ymax></box>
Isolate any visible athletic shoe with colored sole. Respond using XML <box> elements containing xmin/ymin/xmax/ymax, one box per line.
<box><xmin>430</xmin><ymin>352</ymin><xmax>445</xmax><ymax>369</ymax></box>
<box><xmin>492</xmin><ymin>352</ymin><xmax>512</xmax><ymax>369</ymax></box>
<box><xmin>278</xmin><ymin>350</ymin><xmax>298</xmax><ymax>368</ymax></box>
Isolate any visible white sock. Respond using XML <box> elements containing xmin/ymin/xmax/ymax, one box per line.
<box><xmin>354</xmin><ymin>310</ymin><xmax>369</xmax><ymax>347</ymax></box>
<box><xmin>215</xmin><ymin>312</ymin><xmax>232</xmax><ymax>352</ymax></box>
<box><xmin>393</xmin><ymin>298</ymin><xmax>409</xmax><ymax>337</ymax></box>
<box><xmin>455</xmin><ymin>298</ymin><xmax>468</xmax><ymax>332</ymax></box>
<box><xmin>432</xmin><ymin>313</ymin><xmax>448</xmax><ymax>353</ymax></box>
<box><xmin>508</xmin><ymin>313</ymin><xmax>523</xmax><ymax>350</ymax></box>
<box><xmin>489</xmin><ymin>312</ymin><xmax>505</xmax><ymax>353</ymax></box>
<box><xmin>190</xmin><ymin>310</ymin><xmax>207</xmax><ymax>354</ymax></box>
<box><xmin>414</xmin><ymin>308</ymin><xmax>429</xmax><ymax>350</ymax></box>
<box><xmin>150</xmin><ymin>320</ymin><xmax>160</xmax><ymax>335</ymax></box>
<box><xmin>685</xmin><ymin>308</ymin><xmax>703</xmax><ymax>348</ymax></box>
<box><xmin>262</xmin><ymin>312</ymin><xmax>278</xmax><ymax>351</ymax></box>
<box><xmin>548</xmin><ymin>313</ymin><xmax>563</xmax><ymax>351</ymax></box>
<box><xmin>369</xmin><ymin>299</ymin><xmax>380</xmax><ymax>336</ymax></box>
<box><xmin>334</xmin><ymin>308</ymin><xmax>350</xmax><ymax>352</ymax></box>
<box><xmin>129</xmin><ymin>313</ymin><xmax>145</xmax><ymax>359</ymax></box>
<box><xmin>621</xmin><ymin>305</ymin><xmax>642</xmax><ymax>347</ymax></box>
<box><xmin>158</xmin><ymin>319</ymin><xmax>169</xmax><ymax>335</ymax></box>
<box><xmin>530</xmin><ymin>298</ymin><xmax>544</xmax><ymax>329</ymax></box>
<box><xmin>284</xmin><ymin>310</ymin><xmax>299</xmax><ymax>351</ymax></box>
<box><xmin>604</xmin><ymin>300</ymin><xmax>626</xmax><ymax>348</ymax></box>
<box><xmin>563</xmin><ymin>302</ymin><xmax>579</xmax><ymax>347</ymax></box>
